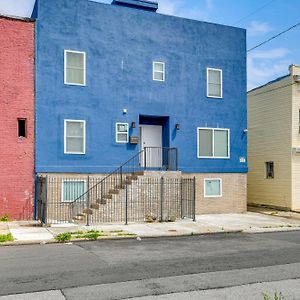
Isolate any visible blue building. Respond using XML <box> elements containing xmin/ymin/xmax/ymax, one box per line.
<box><xmin>33</xmin><ymin>0</ymin><xmax>247</xmax><ymax>216</ymax></box>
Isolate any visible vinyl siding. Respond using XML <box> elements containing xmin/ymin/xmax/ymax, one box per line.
<box><xmin>291</xmin><ymin>66</ymin><xmax>300</xmax><ymax>210</ymax></box>
<box><xmin>248</xmin><ymin>76</ymin><xmax>292</xmax><ymax>209</ymax></box>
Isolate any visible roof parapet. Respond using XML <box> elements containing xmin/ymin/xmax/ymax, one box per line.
<box><xmin>111</xmin><ymin>0</ymin><xmax>158</xmax><ymax>12</ymax></box>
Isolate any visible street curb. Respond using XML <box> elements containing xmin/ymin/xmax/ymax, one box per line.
<box><xmin>0</xmin><ymin>229</ymin><xmax>243</xmax><ymax>247</ymax></box>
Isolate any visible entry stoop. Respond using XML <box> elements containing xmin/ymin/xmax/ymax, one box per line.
<box><xmin>143</xmin><ymin>171</ymin><xmax>182</xmax><ymax>179</ymax></box>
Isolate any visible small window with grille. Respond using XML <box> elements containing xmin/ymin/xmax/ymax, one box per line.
<box><xmin>265</xmin><ymin>162</ymin><xmax>274</xmax><ymax>179</ymax></box>
<box><xmin>18</xmin><ymin>119</ymin><xmax>27</xmax><ymax>138</ymax></box>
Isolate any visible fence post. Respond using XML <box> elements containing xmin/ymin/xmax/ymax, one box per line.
<box><xmin>44</xmin><ymin>176</ymin><xmax>48</xmax><ymax>226</ymax></box>
<box><xmin>125</xmin><ymin>183</ymin><xmax>128</xmax><ymax>225</ymax></box>
<box><xmin>86</xmin><ymin>176</ymin><xmax>90</xmax><ymax>226</ymax></box>
<box><xmin>144</xmin><ymin>148</ymin><xmax>147</xmax><ymax>170</ymax></box>
<box><xmin>160</xmin><ymin>177</ymin><xmax>164</xmax><ymax>222</ymax></box>
<box><xmin>193</xmin><ymin>177</ymin><xmax>196</xmax><ymax>222</ymax></box>
<box><xmin>176</xmin><ymin>148</ymin><xmax>179</xmax><ymax>171</ymax></box>
<box><xmin>120</xmin><ymin>166</ymin><xmax>123</xmax><ymax>188</ymax></box>
<box><xmin>180</xmin><ymin>178</ymin><xmax>183</xmax><ymax>219</ymax></box>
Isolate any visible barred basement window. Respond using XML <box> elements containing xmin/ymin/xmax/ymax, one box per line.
<box><xmin>62</xmin><ymin>180</ymin><xmax>86</xmax><ymax>202</ymax></box>
<box><xmin>265</xmin><ymin>162</ymin><xmax>274</xmax><ymax>179</ymax></box>
<box><xmin>18</xmin><ymin>119</ymin><xmax>27</xmax><ymax>138</ymax></box>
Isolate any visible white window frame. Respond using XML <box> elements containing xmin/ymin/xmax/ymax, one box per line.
<box><xmin>204</xmin><ymin>178</ymin><xmax>222</xmax><ymax>198</ymax></box>
<box><xmin>207</xmin><ymin>68</ymin><xmax>223</xmax><ymax>99</ymax></box>
<box><xmin>153</xmin><ymin>61</ymin><xmax>165</xmax><ymax>82</ymax></box>
<box><xmin>116</xmin><ymin>122</ymin><xmax>129</xmax><ymax>143</ymax></box>
<box><xmin>61</xmin><ymin>179</ymin><xmax>87</xmax><ymax>203</ymax></box>
<box><xmin>64</xmin><ymin>119</ymin><xmax>86</xmax><ymax>155</ymax></box>
<box><xmin>197</xmin><ymin>127</ymin><xmax>230</xmax><ymax>159</ymax></box>
<box><xmin>64</xmin><ymin>50</ymin><xmax>86</xmax><ymax>86</ymax></box>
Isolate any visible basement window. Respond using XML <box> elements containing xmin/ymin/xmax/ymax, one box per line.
<box><xmin>265</xmin><ymin>162</ymin><xmax>274</xmax><ymax>179</ymax></box>
<box><xmin>18</xmin><ymin>119</ymin><xmax>27</xmax><ymax>138</ymax></box>
<box><xmin>62</xmin><ymin>180</ymin><xmax>86</xmax><ymax>202</ymax></box>
<box><xmin>204</xmin><ymin>179</ymin><xmax>222</xmax><ymax>197</ymax></box>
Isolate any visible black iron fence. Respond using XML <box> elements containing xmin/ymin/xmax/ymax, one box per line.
<box><xmin>36</xmin><ymin>175</ymin><xmax>195</xmax><ymax>225</ymax></box>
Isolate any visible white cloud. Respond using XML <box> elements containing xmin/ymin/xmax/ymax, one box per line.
<box><xmin>247</xmin><ymin>21</ymin><xmax>272</xmax><ymax>37</ymax></box>
<box><xmin>0</xmin><ymin>0</ymin><xmax>36</xmax><ymax>18</ymax></box>
<box><xmin>247</xmin><ymin>48</ymin><xmax>292</xmax><ymax>90</ymax></box>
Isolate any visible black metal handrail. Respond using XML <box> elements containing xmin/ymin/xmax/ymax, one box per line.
<box><xmin>70</xmin><ymin>147</ymin><xmax>178</xmax><ymax>223</ymax></box>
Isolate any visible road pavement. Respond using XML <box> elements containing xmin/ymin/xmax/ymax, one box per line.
<box><xmin>1</xmin><ymin>231</ymin><xmax>300</xmax><ymax>299</ymax></box>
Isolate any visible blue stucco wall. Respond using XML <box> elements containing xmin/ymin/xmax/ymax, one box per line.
<box><xmin>34</xmin><ymin>0</ymin><xmax>247</xmax><ymax>174</ymax></box>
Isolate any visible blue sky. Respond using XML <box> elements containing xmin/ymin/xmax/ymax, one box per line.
<box><xmin>0</xmin><ymin>0</ymin><xmax>299</xmax><ymax>90</ymax></box>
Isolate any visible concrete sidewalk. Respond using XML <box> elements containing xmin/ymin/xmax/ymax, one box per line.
<box><xmin>1</xmin><ymin>212</ymin><xmax>300</xmax><ymax>245</ymax></box>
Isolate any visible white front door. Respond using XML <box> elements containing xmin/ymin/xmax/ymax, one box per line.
<box><xmin>140</xmin><ymin>125</ymin><xmax>163</xmax><ymax>168</ymax></box>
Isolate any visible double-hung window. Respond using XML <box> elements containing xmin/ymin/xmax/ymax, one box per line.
<box><xmin>116</xmin><ymin>123</ymin><xmax>129</xmax><ymax>143</ymax></box>
<box><xmin>197</xmin><ymin>128</ymin><xmax>229</xmax><ymax>158</ymax></box>
<box><xmin>207</xmin><ymin>68</ymin><xmax>222</xmax><ymax>98</ymax></box>
<box><xmin>153</xmin><ymin>62</ymin><xmax>165</xmax><ymax>81</ymax></box>
<box><xmin>204</xmin><ymin>178</ymin><xmax>222</xmax><ymax>197</ymax></box>
<box><xmin>64</xmin><ymin>120</ymin><xmax>86</xmax><ymax>154</ymax></box>
<box><xmin>64</xmin><ymin>50</ymin><xmax>86</xmax><ymax>86</ymax></box>
<box><xmin>62</xmin><ymin>180</ymin><xmax>86</xmax><ymax>202</ymax></box>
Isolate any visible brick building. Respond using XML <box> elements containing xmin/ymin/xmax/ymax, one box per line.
<box><xmin>0</xmin><ymin>15</ymin><xmax>35</xmax><ymax>220</ymax></box>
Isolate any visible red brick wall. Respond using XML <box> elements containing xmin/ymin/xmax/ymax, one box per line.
<box><xmin>0</xmin><ymin>17</ymin><xmax>35</xmax><ymax>220</ymax></box>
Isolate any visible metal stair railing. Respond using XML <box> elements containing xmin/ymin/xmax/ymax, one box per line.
<box><xmin>70</xmin><ymin>147</ymin><xmax>178</xmax><ymax>225</ymax></box>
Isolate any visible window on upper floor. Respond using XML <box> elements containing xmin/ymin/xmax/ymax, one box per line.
<box><xmin>204</xmin><ymin>178</ymin><xmax>222</xmax><ymax>197</ymax></box>
<box><xmin>64</xmin><ymin>50</ymin><xmax>86</xmax><ymax>86</ymax></box>
<box><xmin>207</xmin><ymin>68</ymin><xmax>222</xmax><ymax>98</ymax></box>
<box><xmin>64</xmin><ymin>120</ymin><xmax>86</xmax><ymax>154</ymax></box>
<box><xmin>18</xmin><ymin>119</ymin><xmax>27</xmax><ymax>138</ymax></box>
<box><xmin>153</xmin><ymin>62</ymin><xmax>165</xmax><ymax>82</ymax></box>
<box><xmin>62</xmin><ymin>179</ymin><xmax>86</xmax><ymax>202</ymax></box>
<box><xmin>265</xmin><ymin>162</ymin><xmax>274</xmax><ymax>179</ymax></box>
<box><xmin>116</xmin><ymin>123</ymin><xmax>129</xmax><ymax>143</ymax></box>
<box><xmin>197</xmin><ymin>128</ymin><xmax>230</xmax><ymax>158</ymax></box>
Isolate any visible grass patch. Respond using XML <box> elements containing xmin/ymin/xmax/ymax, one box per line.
<box><xmin>55</xmin><ymin>232</ymin><xmax>72</xmax><ymax>243</ymax></box>
<box><xmin>263</xmin><ymin>291</ymin><xmax>284</xmax><ymax>300</ymax></box>
<box><xmin>55</xmin><ymin>229</ymin><xmax>137</xmax><ymax>242</ymax></box>
<box><xmin>70</xmin><ymin>231</ymin><xmax>84</xmax><ymax>235</ymax></box>
<box><xmin>82</xmin><ymin>231</ymin><xmax>103</xmax><ymax>240</ymax></box>
<box><xmin>0</xmin><ymin>233</ymin><xmax>14</xmax><ymax>243</ymax></box>
<box><xmin>0</xmin><ymin>214</ymin><xmax>10</xmax><ymax>222</ymax></box>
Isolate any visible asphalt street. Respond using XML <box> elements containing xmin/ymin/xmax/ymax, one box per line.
<box><xmin>1</xmin><ymin>231</ymin><xmax>300</xmax><ymax>299</ymax></box>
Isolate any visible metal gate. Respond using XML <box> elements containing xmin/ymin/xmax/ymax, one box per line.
<box><xmin>36</xmin><ymin>176</ymin><xmax>47</xmax><ymax>224</ymax></box>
